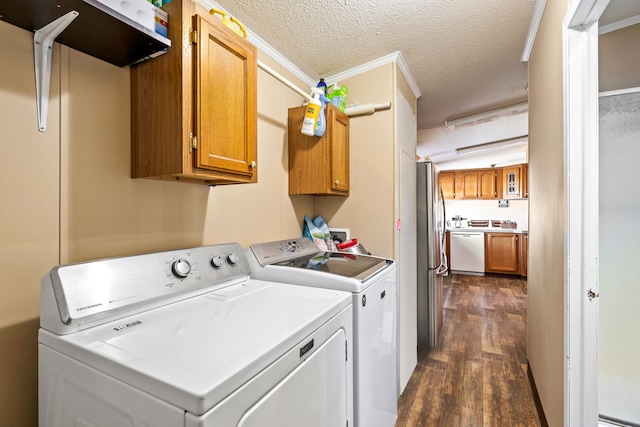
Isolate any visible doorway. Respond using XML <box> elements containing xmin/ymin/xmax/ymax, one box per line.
<box><xmin>564</xmin><ymin>0</ymin><xmax>640</xmax><ymax>425</ymax></box>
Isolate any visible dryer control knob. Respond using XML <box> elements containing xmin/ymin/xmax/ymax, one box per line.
<box><xmin>227</xmin><ymin>253</ymin><xmax>239</xmax><ymax>265</ymax></box>
<box><xmin>211</xmin><ymin>256</ymin><xmax>224</xmax><ymax>268</ymax></box>
<box><xmin>171</xmin><ymin>259</ymin><xmax>191</xmax><ymax>278</ymax></box>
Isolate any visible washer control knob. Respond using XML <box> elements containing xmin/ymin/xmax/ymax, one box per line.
<box><xmin>171</xmin><ymin>259</ymin><xmax>191</xmax><ymax>278</ymax></box>
<box><xmin>211</xmin><ymin>256</ymin><xmax>224</xmax><ymax>268</ymax></box>
<box><xmin>227</xmin><ymin>253</ymin><xmax>239</xmax><ymax>265</ymax></box>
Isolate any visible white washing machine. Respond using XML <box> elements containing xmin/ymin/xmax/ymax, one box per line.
<box><xmin>249</xmin><ymin>238</ymin><xmax>398</xmax><ymax>427</ymax></box>
<box><xmin>39</xmin><ymin>243</ymin><xmax>353</xmax><ymax>427</ymax></box>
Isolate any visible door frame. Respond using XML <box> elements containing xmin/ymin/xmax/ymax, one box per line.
<box><xmin>562</xmin><ymin>0</ymin><xmax>609</xmax><ymax>425</ymax></box>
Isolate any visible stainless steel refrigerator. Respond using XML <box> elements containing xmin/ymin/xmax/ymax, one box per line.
<box><xmin>416</xmin><ymin>161</ymin><xmax>448</xmax><ymax>348</ymax></box>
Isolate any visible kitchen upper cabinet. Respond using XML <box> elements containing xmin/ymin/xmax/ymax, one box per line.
<box><xmin>458</xmin><ymin>171</ymin><xmax>479</xmax><ymax>199</ymax></box>
<box><xmin>478</xmin><ymin>169</ymin><xmax>500</xmax><ymax>199</ymax></box>
<box><xmin>453</xmin><ymin>169</ymin><xmax>499</xmax><ymax>199</ymax></box>
<box><xmin>502</xmin><ymin>165</ymin><xmax>523</xmax><ymax>199</ymax></box>
<box><xmin>288</xmin><ymin>103</ymin><xmax>350</xmax><ymax>195</ymax></box>
<box><xmin>131</xmin><ymin>0</ymin><xmax>257</xmax><ymax>185</ymax></box>
<box><xmin>439</xmin><ymin>171</ymin><xmax>457</xmax><ymax>199</ymax></box>
<box><xmin>520</xmin><ymin>232</ymin><xmax>528</xmax><ymax>277</ymax></box>
<box><xmin>521</xmin><ymin>163</ymin><xmax>529</xmax><ymax>198</ymax></box>
<box><xmin>485</xmin><ymin>232</ymin><xmax>520</xmax><ymax>274</ymax></box>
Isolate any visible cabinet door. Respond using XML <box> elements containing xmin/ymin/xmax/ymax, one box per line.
<box><xmin>521</xmin><ymin>164</ymin><xmax>529</xmax><ymax>198</ymax></box>
<box><xmin>520</xmin><ymin>233</ymin><xmax>528</xmax><ymax>277</ymax></box>
<box><xmin>288</xmin><ymin>104</ymin><xmax>349</xmax><ymax>195</ymax></box>
<box><xmin>329</xmin><ymin>107</ymin><xmax>349</xmax><ymax>193</ymax></box>
<box><xmin>478</xmin><ymin>170</ymin><xmax>498</xmax><ymax>199</ymax></box>
<box><xmin>439</xmin><ymin>172</ymin><xmax>456</xmax><ymax>199</ymax></box>
<box><xmin>485</xmin><ymin>232</ymin><xmax>520</xmax><ymax>274</ymax></box>
<box><xmin>459</xmin><ymin>171</ymin><xmax>479</xmax><ymax>199</ymax></box>
<box><xmin>502</xmin><ymin>166</ymin><xmax>522</xmax><ymax>198</ymax></box>
<box><xmin>196</xmin><ymin>16</ymin><xmax>257</xmax><ymax>180</ymax></box>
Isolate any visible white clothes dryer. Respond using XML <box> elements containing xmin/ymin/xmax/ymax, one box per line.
<box><xmin>249</xmin><ymin>238</ymin><xmax>398</xmax><ymax>427</ymax></box>
<box><xmin>39</xmin><ymin>243</ymin><xmax>353</xmax><ymax>427</ymax></box>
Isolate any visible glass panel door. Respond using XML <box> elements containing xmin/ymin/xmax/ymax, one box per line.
<box><xmin>599</xmin><ymin>89</ymin><xmax>640</xmax><ymax>425</ymax></box>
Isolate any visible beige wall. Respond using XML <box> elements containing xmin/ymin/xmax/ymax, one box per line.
<box><xmin>0</xmin><ymin>24</ymin><xmax>60</xmax><ymax>427</ymax></box>
<box><xmin>0</xmin><ymin>20</ymin><xmax>314</xmax><ymax>425</ymax></box>
<box><xmin>599</xmin><ymin>23</ymin><xmax>640</xmax><ymax>92</ymax></box>
<box><xmin>527</xmin><ymin>0</ymin><xmax>570</xmax><ymax>425</ymax></box>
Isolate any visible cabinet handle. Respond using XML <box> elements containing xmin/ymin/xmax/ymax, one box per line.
<box><xmin>249</xmin><ymin>161</ymin><xmax>256</xmax><ymax>169</ymax></box>
<box><xmin>335</xmin><ymin>180</ymin><xmax>339</xmax><ymax>186</ymax></box>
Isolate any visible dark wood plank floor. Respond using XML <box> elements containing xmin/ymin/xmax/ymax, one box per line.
<box><xmin>396</xmin><ymin>273</ymin><xmax>540</xmax><ymax>427</ymax></box>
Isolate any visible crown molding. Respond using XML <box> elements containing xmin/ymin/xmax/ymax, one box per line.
<box><xmin>195</xmin><ymin>0</ymin><xmax>315</xmax><ymax>88</ymax></box>
<box><xmin>195</xmin><ymin>1</ymin><xmax>420</xmax><ymax>99</ymax></box>
<box><xmin>325</xmin><ymin>51</ymin><xmax>422</xmax><ymax>99</ymax></box>
<box><xmin>521</xmin><ymin>0</ymin><xmax>547</xmax><ymax>62</ymax></box>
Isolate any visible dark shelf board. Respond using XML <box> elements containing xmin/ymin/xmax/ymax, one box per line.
<box><xmin>0</xmin><ymin>0</ymin><xmax>171</xmax><ymax>66</ymax></box>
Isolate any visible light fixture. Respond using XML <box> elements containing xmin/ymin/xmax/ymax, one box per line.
<box><xmin>456</xmin><ymin>136</ymin><xmax>528</xmax><ymax>156</ymax></box>
<box><xmin>445</xmin><ymin>102</ymin><xmax>528</xmax><ymax>130</ymax></box>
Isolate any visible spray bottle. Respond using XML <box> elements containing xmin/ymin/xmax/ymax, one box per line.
<box><xmin>314</xmin><ymin>88</ymin><xmax>331</xmax><ymax>137</ymax></box>
<box><xmin>301</xmin><ymin>91</ymin><xmax>321</xmax><ymax>136</ymax></box>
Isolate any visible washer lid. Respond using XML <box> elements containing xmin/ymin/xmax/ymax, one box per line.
<box><xmin>251</xmin><ymin>253</ymin><xmax>395</xmax><ymax>293</ymax></box>
<box><xmin>273</xmin><ymin>252</ymin><xmax>391</xmax><ymax>282</ymax></box>
<box><xmin>39</xmin><ymin>279</ymin><xmax>351</xmax><ymax>416</ymax></box>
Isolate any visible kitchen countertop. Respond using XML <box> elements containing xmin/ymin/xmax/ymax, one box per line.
<box><xmin>447</xmin><ymin>227</ymin><xmax>528</xmax><ymax>234</ymax></box>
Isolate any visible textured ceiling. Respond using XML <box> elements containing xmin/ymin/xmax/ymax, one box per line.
<box><xmin>213</xmin><ymin>0</ymin><xmax>536</xmax><ymax>130</ymax></box>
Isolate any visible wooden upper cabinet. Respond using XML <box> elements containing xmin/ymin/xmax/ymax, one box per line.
<box><xmin>131</xmin><ymin>0</ymin><xmax>257</xmax><ymax>185</ymax></box>
<box><xmin>485</xmin><ymin>232</ymin><xmax>520</xmax><ymax>274</ymax></box>
<box><xmin>521</xmin><ymin>163</ymin><xmax>529</xmax><ymax>198</ymax></box>
<box><xmin>502</xmin><ymin>165</ymin><xmax>523</xmax><ymax>198</ymax></box>
<box><xmin>439</xmin><ymin>171</ymin><xmax>456</xmax><ymax>199</ymax></box>
<box><xmin>478</xmin><ymin>169</ymin><xmax>499</xmax><ymax>199</ymax></box>
<box><xmin>458</xmin><ymin>171</ymin><xmax>479</xmax><ymax>199</ymax></box>
<box><xmin>288</xmin><ymin>103</ymin><xmax>349</xmax><ymax>195</ymax></box>
<box><xmin>454</xmin><ymin>169</ymin><xmax>499</xmax><ymax>199</ymax></box>
<box><xmin>195</xmin><ymin>16</ymin><xmax>256</xmax><ymax>178</ymax></box>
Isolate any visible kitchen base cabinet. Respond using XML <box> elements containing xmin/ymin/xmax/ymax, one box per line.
<box><xmin>131</xmin><ymin>0</ymin><xmax>257</xmax><ymax>185</ymax></box>
<box><xmin>520</xmin><ymin>232</ymin><xmax>528</xmax><ymax>277</ymax></box>
<box><xmin>485</xmin><ymin>232</ymin><xmax>520</xmax><ymax>274</ymax></box>
<box><xmin>288</xmin><ymin>103</ymin><xmax>349</xmax><ymax>195</ymax></box>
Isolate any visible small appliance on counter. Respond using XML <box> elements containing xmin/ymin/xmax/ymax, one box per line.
<box><xmin>451</xmin><ymin>215</ymin><xmax>467</xmax><ymax>228</ymax></box>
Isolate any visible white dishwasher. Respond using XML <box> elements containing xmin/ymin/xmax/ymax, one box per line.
<box><xmin>449</xmin><ymin>231</ymin><xmax>485</xmax><ymax>275</ymax></box>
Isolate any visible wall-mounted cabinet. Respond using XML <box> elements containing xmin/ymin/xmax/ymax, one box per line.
<box><xmin>288</xmin><ymin>103</ymin><xmax>350</xmax><ymax>195</ymax></box>
<box><xmin>502</xmin><ymin>165</ymin><xmax>523</xmax><ymax>199</ymax></box>
<box><xmin>478</xmin><ymin>169</ymin><xmax>500</xmax><ymax>199</ymax></box>
<box><xmin>439</xmin><ymin>171</ymin><xmax>457</xmax><ymax>199</ymax></box>
<box><xmin>439</xmin><ymin>168</ymin><xmax>500</xmax><ymax>199</ymax></box>
<box><xmin>521</xmin><ymin>164</ymin><xmax>529</xmax><ymax>199</ymax></box>
<box><xmin>131</xmin><ymin>0</ymin><xmax>257</xmax><ymax>185</ymax></box>
<box><xmin>458</xmin><ymin>170</ymin><xmax>480</xmax><ymax>199</ymax></box>
<box><xmin>439</xmin><ymin>164</ymin><xmax>527</xmax><ymax>200</ymax></box>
